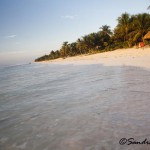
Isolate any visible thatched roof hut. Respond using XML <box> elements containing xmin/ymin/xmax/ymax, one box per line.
<box><xmin>144</xmin><ymin>31</ymin><xmax>150</xmax><ymax>40</ymax></box>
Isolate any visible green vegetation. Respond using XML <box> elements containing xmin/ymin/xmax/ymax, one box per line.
<box><xmin>35</xmin><ymin>12</ymin><xmax>150</xmax><ymax>62</ymax></box>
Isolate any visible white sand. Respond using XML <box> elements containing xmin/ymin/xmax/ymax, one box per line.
<box><xmin>43</xmin><ymin>47</ymin><xmax>150</xmax><ymax>69</ymax></box>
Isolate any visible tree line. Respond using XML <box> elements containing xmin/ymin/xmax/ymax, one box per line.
<box><xmin>35</xmin><ymin>12</ymin><xmax>150</xmax><ymax>62</ymax></box>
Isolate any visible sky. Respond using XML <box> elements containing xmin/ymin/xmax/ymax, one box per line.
<box><xmin>0</xmin><ymin>0</ymin><xmax>149</xmax><ymax>66</ymax></box>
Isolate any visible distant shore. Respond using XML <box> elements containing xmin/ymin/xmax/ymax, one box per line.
<box><xmin>39</xmin><ymin>47</ymin><xmax>150</xmax><ymax>69</ymax></box>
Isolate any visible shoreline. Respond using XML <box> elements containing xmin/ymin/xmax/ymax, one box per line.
<box><xmin>38</xmin><ymin>47</ymin><xmax>150</xmax><ymax>69</ymax></box>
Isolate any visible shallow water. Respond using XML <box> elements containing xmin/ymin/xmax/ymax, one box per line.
<box><xmin>0</xmin><ymin>63</ymin><xmax>150</xmax><ymax>150</ymax></box>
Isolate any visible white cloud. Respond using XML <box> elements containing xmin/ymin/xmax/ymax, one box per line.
<box><xmin>61</xmin><ymin>15</ymin><xmax>77</xmax><ymax>20</ymax></box>
<box><xmin>5</xmin><ymin>35</ymin><xmax>16</xmax><ymax>39</ymax></box>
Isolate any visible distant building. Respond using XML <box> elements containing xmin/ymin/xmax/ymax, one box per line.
<box><xmin>144</xmin><ymin>31</ymin><xmax>150</xmax><ymax>46</ymax></box>
<box><xmin>144</xmin><ymin>31</ymin><xmax>150</xmax><ymax>40</ymax></box>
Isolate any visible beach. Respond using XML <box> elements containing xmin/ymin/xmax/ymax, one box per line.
<box><xmin>1</xmin><ymin>48</ymin><xmax>150</xmax><ymax>150</ymax></box>
<box><xmin>1</xmin><ymin>0</ymin><xmax>150</xmax><ymax>149</ymax></box>
<box><xmin>44</xmin><ymin>47</ymin><xmax>150</xmax><ymax>68</ymax></box>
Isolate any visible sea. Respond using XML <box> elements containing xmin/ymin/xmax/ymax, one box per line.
<box><xmin>0</xmin><ymin>63</ymin><xmax>150</xmax><ymax>150</ymax></box>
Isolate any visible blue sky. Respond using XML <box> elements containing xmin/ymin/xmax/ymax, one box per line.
<box><xmin>0</xmin><ymin>0</ymin><xmax>149</xmax><ymax>66</ymax></box>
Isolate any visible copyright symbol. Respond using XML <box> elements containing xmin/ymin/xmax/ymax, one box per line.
<box><xmin>119</xmin><ymin>138</ymin><xmax>127</xmax><ymax>145</ymax></box>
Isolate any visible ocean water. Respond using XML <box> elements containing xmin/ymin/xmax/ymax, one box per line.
<box><xmin>0</xmin><ymin>63</ymin><xmax>150</xmax><ymax>150</ymax></box>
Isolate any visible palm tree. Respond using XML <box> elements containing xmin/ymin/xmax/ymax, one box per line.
<box><xmin>76</xmin><ymin>38</ymin><xmax>84</xmax><ymax>54</ymax></box>
<box><xmin>132</xmin><ymin>13</ymin><xmax>150</xmax><ymax>42</ymax></box>
<box><xmin>99</xmin><ymin>25</ymin><xmax>112</xmax><ymax>36</ymax></box>
<box><xmin>60</xmin><ymin>41</ymin><xmax>69</xmax><ymax>57</ymax></box>
<box><xmin>77</xmin><ymin>37</ymin><xmax>88</xmax><ymax>54</ymax></box>
<box><xmin>117</xmin><ymin>13</ymin><xmax>131</xmax><ymax>43</ymax></box>
<box><xmin>71</xmin><ymin>42</ymin><xmax>78</xmax><ymax>56</ymax></box>
<box><xmin>99</xmin><ymin>25</ymin><xmax>112</xmax><ymax>49</ymax></box>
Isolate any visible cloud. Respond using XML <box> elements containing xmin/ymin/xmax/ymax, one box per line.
<box><xmin>5</xmin><ymin>35</ymin><xmax>16</xmax><ymax>39</ymax></box>
<box><xmin>0</xmin><ymin>51</ymin><xmax>25</xmax><ymax>55</ymax></box>
<box><xmin>61</xmin><ymin>15</ymin><xmax>77</xmax><ymax>20</ymax></box>
<box><xmin>15</xmin><ymin>42</ymin><xmax>21</xmax><ymax>45</ymax></box>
